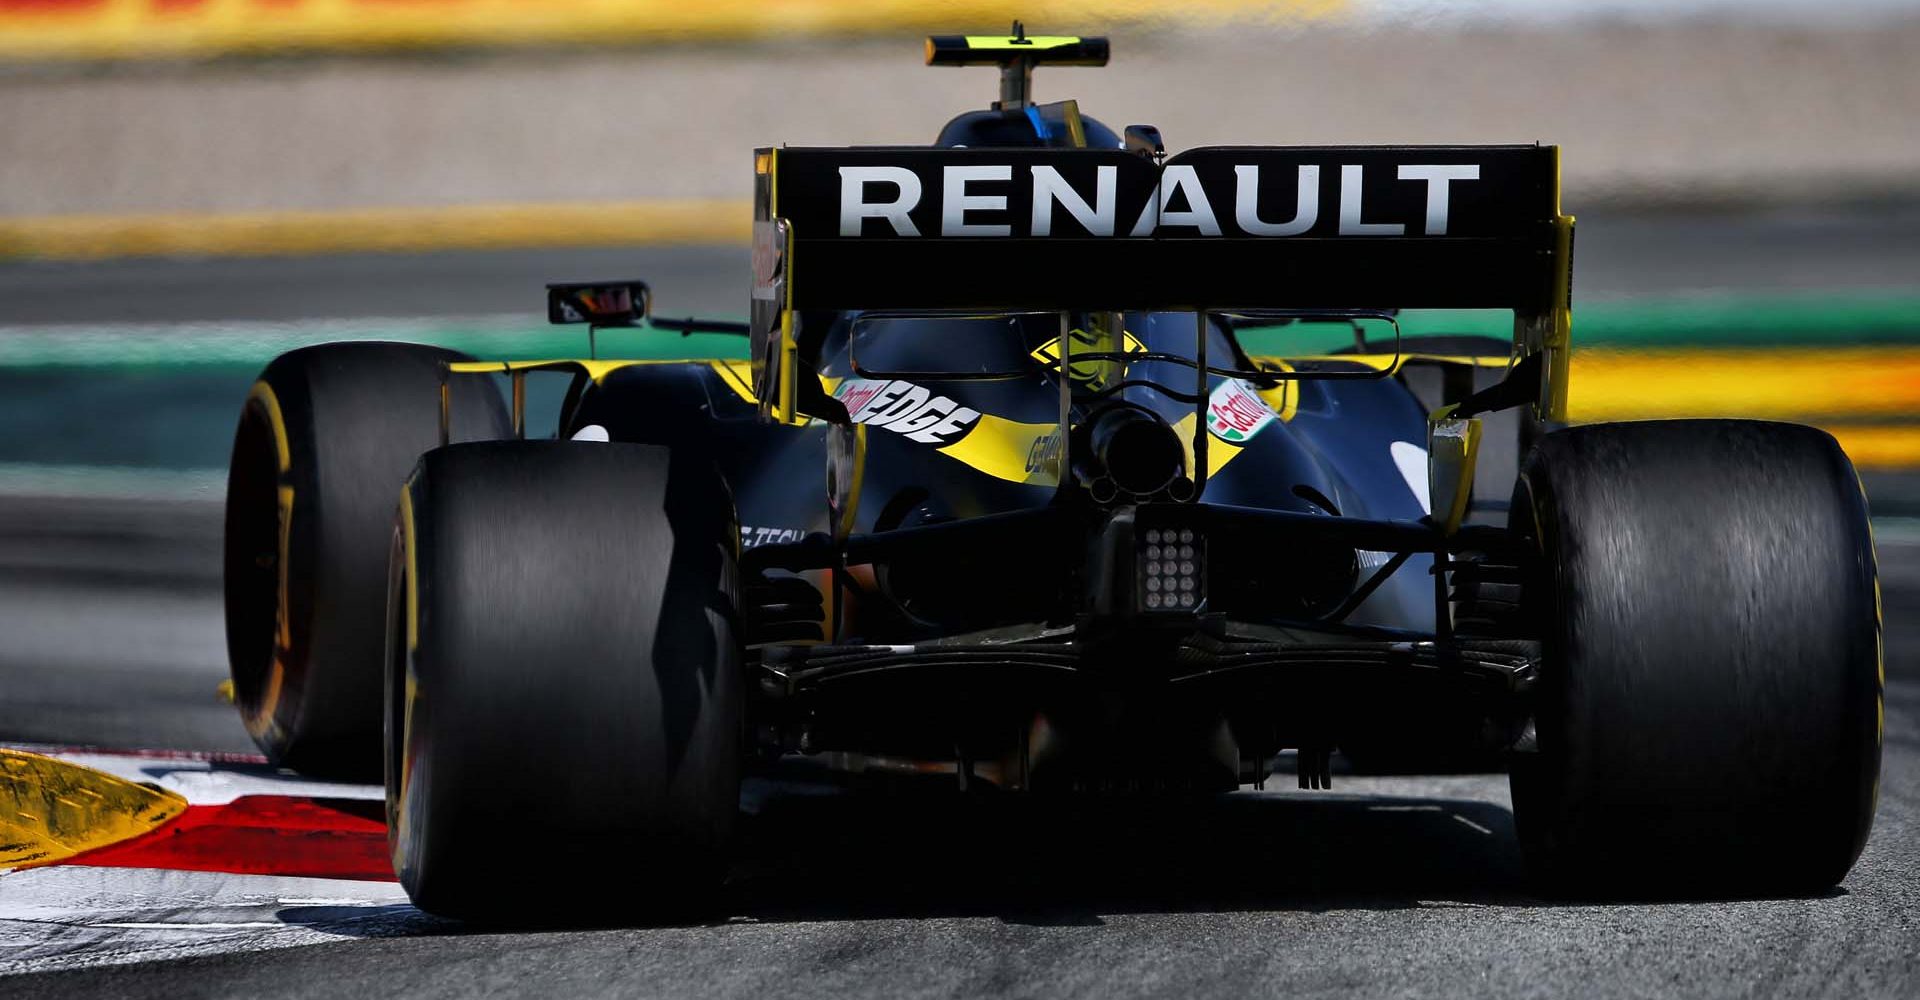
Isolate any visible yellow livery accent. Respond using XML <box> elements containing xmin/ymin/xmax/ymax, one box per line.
<box><xmin>447</xmin><ymin>358</ymin><xmax>646</xmax><ymax>383</ymax></box>
<box><xmin>1247</xmin><ymin>352</ymin><xmax>1508</xmax><ymax>376</ymax></box>
<box><xmin>1172</xmin><ymin>412</ymin><xmax>1249</xmax><ymax>478</ymax></box>
<box><xmin>1545</xmin><ymin>211</ymin><xmax>1576</xmax><ymax>421</ymax></box>
<box><xmin>1258</xmin><ymin>378</ymin><xmax>1299</xmax><ymax>422</ymax></box>
<box><xmin>1427</xmin><ymin>416</ymin><xmax>1482</xmax><ymax>535</ymax></box>
<box><xmin>1239</xmin><ymin>358</ymin><xmax>1305</xmax><ymax>422</ymax></box>
<box><xmin>710</xmin><ymin>360</ymin><xmax>760</xmax><ymax>403</ymax></box>
<box><xmin>450</xmin><ymin>357</ymin><xmax>785</xmax><ymax>419</ymax></box>
<box><xmin>936</xmin><ymin>414</ymin><xmax>1062</xmax><ymax>486</ymax></box>
<box><xmin>1031</xmin><ymin>329</ymin><xmax>1148</xmax><ymax>386</ymax></box>
<box><xmin>777</xmin><ymin>308</ymin><xmax>801</xmax><ymax>424</ymax></box>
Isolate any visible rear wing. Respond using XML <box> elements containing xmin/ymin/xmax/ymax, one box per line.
<box><xmin>750</xmin><ymin>144</ymin><xmax>1573</xmax><ymax>422</ymax></box>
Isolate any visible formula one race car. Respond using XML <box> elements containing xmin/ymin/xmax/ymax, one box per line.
<box><xmin>223</xmin><ymin>29</ymin><xmax>1882</xmax><ymax>919</ymax></box>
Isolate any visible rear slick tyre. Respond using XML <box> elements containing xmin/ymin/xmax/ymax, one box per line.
<box><xmin>224</xmin><ymin>342</ymin><xmax>506</xmax><ymax>779</ymax></box>
<box><xmin>386</xmin><ymin>440</ymin><xmax>743</xmax><ymax>922</ymax></box>
<box><xmin>1510</xmin><ymin>420</ymin><xmax>1881</xmax><ymax>898</ymax></box>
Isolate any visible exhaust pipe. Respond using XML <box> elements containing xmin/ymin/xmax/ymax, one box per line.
<box><xmin>1081</xmin><ymin>406</ymin><xmax>1185</xmax><ymax>498</ymax></box>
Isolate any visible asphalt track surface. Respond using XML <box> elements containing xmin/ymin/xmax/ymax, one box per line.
<box><xmin>1</xmin><ymin>496</ymin><xmax>1916</xmax><ymax>999</ymax></box>
<box><xmin>3</xmin><ymin>208</ymin><xmax>1920</xmax><ymax>997</ymax></box>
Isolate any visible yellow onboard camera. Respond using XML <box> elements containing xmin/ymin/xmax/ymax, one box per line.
<box><xmin>924</xmin><ymin>22</ymin><xmax>1109</xmax><ymax>109</ymax></box>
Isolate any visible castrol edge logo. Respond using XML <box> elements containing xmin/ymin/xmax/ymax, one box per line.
<box><xmin>835</xmin><ymin>378</ymin><xmax>982</xmax><ymax>445</ymax></box>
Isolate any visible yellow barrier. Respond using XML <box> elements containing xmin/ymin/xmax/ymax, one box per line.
<box><xmin>0</xmin><ymin>200</ymin><xmax>751</xmax><ymax>260</ymax></box>
<box><xmin>1568</xmin><ymin>348</ymin><xmax>1920</xmax><ymax>423</ymax></box>
<box><xmin>1</xmin><ymin>749</ymin><xmax>188</xmax><ymax>868</ymax></box>
<box><xmin>0</xmin><ymin>1</ymin><xmax>1346</xmax><ymax>62</ymax></box>
<box><xmin>1568</xmin><ymin>348</ymin><xmax>1920</xmax><ymax>471</ymax></box>
<box><xmin>1823</xmin><ymin>425</ymin><xmax>1920</xmax><ymax>470</ymax></box>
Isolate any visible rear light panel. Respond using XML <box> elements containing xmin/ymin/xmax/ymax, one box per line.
<box><xmin>1137</xmin><ymin>526</ymin><xmax>1205</xmax><ymax>613</ymax></box>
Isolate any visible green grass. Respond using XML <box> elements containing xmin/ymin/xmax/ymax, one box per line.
<box><xmin>1</xmin><ymin>291</ymin><xmax>1916</xmax><ymax>372</ymax></box>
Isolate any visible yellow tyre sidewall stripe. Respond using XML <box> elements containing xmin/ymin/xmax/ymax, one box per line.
<box><xmin>243</xmin><ymin>381</ymin><xmax>297</xmax><ymax>746</ymax></box>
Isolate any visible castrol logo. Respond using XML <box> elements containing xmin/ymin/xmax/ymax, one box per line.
<box><xmin>1205</xmin><ymin>380</ymin><xmax>1278</xmax><ymax>443</ymax></box>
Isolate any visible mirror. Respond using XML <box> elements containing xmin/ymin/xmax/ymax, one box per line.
<box><xmin>546</xmin><ymin>280</ymin><xmax>650</xmax><ymax>327</ymax></box>
<box><xmin>1123</xmin><ymin>124</ymin><xmax>1164</xmax><ymax>160</ymax></box>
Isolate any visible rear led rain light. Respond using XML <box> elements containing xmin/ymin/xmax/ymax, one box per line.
<box><xmin>1138</xmin><ymin>527</ymin><xmax>1205</xmax><ymax>613</ymax></box>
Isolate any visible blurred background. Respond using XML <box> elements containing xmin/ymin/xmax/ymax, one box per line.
<box><xmin>0</xmin><ymin>0</ymin><xmax>1916</xmax><ymax>749</ymax></box>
